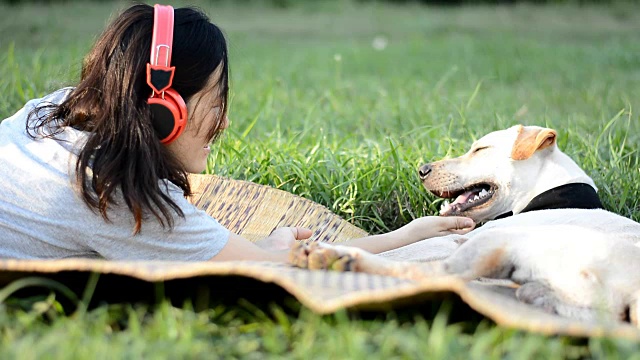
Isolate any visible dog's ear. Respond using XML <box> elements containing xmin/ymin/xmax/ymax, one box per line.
<box><xmin>511</xmin><ymin>125</ymin><xmax>557</xmax><ymax>160</ymax></box>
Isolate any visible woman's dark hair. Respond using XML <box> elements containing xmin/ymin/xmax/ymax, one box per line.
<box><xmin>27</xmin><ymin>4</ymin><xmax>229</xmax><ymax>234</ymax></box>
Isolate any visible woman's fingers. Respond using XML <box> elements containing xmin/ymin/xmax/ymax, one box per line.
<box><xmin>438</xmin><ymin>216</ymin><xmax>475</xmax><ymax>234</ymax></box>
<box><xmin>294</xmin><ymin>227</ymin><xmax>313</xmax><ymax>240</ymax></box>
<box><xmin>270</xmin><ymin>227</ymin><xmax>313</xmax><ymax>240</ymax></box>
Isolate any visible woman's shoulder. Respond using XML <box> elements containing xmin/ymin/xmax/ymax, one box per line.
<box><xmin>41</xmin><ymin>87</ymin><xmax>75</xmax><ymax>105</ymax></box>
<box><xmin>2</xmin><ymin>87</ymin><xmax>88</xmax><ymax>151</ymax></box>
<box><xmin>40</xmin><ymin>87</ymin><xmax>75</xmax><ymax>103</ymax></box>
<box><xmin>2</xmin><ymin>87</ymin><xmax>75</xmax><ymax>127</ymax></box>
<box><xmin>23</xmin><ymin>87</ymin><xmax>75</xmax><ymax>112</ymax></box>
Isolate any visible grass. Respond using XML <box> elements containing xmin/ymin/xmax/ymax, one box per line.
<box><xmin>2</xmin><ymin>0</ymin><xmax>640</xmax><ymax>357</ymax></box>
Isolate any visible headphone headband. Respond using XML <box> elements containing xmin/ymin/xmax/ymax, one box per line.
<box><xmin>147</xmin><ymin>4</ymin><xmax>187</xmax><ymax>145</ymax></box>
<box><xmin>150</xmin><ymin>4</ymin><xmax>174</xmax><ymax>68</ymax></box>
<box><xmin>147</xmin><ymin>4</ymin><xmax>175</xmax><ymax>94</ymax></box>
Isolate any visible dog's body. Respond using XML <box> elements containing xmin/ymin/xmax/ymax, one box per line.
<box><xmin>378</xmin><ymin>208</ymin><xmax>640</xmax><ymax>264</ymax></box>
<box><xmin>291</xmin><ymin>125</ymin><xmax>640</xmax><ymax>324</ymax></box>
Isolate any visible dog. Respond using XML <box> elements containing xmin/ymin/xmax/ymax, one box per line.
<box><xmin>290</xmin><ymin>125</ymin><xmax>640</xmax><ymax>325</ymax></box>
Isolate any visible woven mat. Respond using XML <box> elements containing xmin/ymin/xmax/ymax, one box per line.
<box><xmin>0</xmin><ymin>174</ymin><xmax>637</xmax><ymax>340</ymax></box>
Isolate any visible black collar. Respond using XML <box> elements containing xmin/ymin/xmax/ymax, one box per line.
<box><xmin>495</xmin><ymin>183</ymin><xmax>604</xmax><ymax>219</ymax></box>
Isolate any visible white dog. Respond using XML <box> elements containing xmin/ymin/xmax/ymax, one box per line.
<box><xmin>291</xmin><ymin>125</ymin><xmax>640</xmax><ymax>324</ymax></box>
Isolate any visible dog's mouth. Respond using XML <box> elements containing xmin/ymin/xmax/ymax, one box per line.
<box><xmin>430</xmin><ymin>183</ymin><xmax>496</xmax><ymax>216</ymax></box>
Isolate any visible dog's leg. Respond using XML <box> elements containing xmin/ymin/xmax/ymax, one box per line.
<box><xmin>378</xmin><ymin>234</ymin><xmax>466</xmax><ymax>262</ymax></box>
<box><xmin>517</xmin><ymin>281</ymin><xmax>621</xmax><ymax>322</ymax></box>
<box><xmin>289</xmin><ymin>242</ymin><xmax>446</xmax><ymax>281</ymax></box>
<box><xmin>516</xmin><ymin>282</ymin><xmax>557</xmax><ymax>312</ymax></box>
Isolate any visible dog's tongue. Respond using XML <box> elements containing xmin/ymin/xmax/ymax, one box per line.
<box><xmin>439</xmin><ymin>190</ymin><xmax>475</xmax><ymax>215</ymax></box>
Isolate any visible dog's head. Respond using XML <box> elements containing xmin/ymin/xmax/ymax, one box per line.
<box><xmin>419</xmin><ymin>125</ymin><xmax>560</xmax><ymax>222</ymax></box>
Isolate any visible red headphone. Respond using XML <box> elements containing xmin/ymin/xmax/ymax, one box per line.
<box><xmin>146</xmin><ymin>4</ymin><xmax>187</xmax><ymax>145</ymax></box>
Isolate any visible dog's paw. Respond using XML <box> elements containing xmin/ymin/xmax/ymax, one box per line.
<box><xmin>289</xmin><ymin>242</ymin><xmax>357</xmax><ymax>271</ymax></box>
<box><xmin>516</xmin><ymin>281</ymin><xmax>559</xmax><ymax>314</ymax></box>
<box><xmin>517</xmin><ymin>281</ymin><xmax>624</xmax><ymax>322</ymax></box>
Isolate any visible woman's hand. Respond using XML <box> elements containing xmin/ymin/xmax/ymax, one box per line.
<box><xmin>403</xmin><ymin>216</ymin><xmax>475</xmax><ymax>240</ymax></box>
<box><xmin>256</xmin><ymin>226</ymin><xmax>313</xmax><ymax>251</ymax></box>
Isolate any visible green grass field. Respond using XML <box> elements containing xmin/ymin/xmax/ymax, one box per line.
<box><xmin>2</xmin><ymin>0</ymin><xmax>640</xmax><ymax>358</ymax></box>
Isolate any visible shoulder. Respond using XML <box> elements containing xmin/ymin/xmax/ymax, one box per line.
<box><xmin>39</xmin><ymin>87</ymin><xmax>75</xmax><ymax>105</ymax></box>
<box><xmin>2</xmin><ymin>87</ymin><xmax>75</xmax><ymax>129</ymax></box>
<box><xmin>24</xmin><ymin>87</ymin><xmax>74</xmax><ymax>113</ymax></box>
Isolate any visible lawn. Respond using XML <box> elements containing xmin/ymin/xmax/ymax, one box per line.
<box><xmin>1</xmin><ymin>0</ymin><xmax>640</xmax><ymax>358</ymax></box>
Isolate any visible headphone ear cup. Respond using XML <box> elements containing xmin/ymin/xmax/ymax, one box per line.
<box><xmin>148</xmin><ymin>88</ymin><xmax>188</xmax><ymax>144</ymax></box>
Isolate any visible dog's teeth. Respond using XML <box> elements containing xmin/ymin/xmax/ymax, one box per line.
<box><xmin>473</xmin><ymin>195</ymin><xmax>480</xmax><ymax>201</ymax></box>
<box><xmin>440</xmin><ymin>200</ymin><xmax>450</xmax><ymax>212</ymax></box>
<box><xmin>479</xmin><ymin>189</ymin><xmax>488</xmax><ymax>197</ymax></box>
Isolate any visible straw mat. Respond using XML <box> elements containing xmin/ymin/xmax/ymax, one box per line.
<box><xmin>0</xmin><ymin>174</ymin><xmax>637</xmax><ymax>340</ymax></box>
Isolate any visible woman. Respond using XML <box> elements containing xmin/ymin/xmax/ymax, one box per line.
<box><xmin>0</xmin><ymin>4</ymin><xmax>474</xmax><ymax>261</ymax></box>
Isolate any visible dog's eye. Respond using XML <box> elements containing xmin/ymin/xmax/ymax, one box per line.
<box><xmin>472</xmin><ymin>146</ymin><xmax>489</xmax><ymax>154</ymax></box>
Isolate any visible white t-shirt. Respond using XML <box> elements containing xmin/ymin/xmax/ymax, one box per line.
<box><xmin>0</xmin><ymin>88</ymin><xmax>229</xmax><ymax>260</ymax></box>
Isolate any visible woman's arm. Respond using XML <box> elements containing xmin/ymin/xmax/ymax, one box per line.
<box><xmin>339</xmin><ymin>216</ymin><xmax>474</xmax><ymax>254</ymax></box>
<box><xmin>210</xmin><ymin>227</ymin><xmax>312</xmax><ymax>261</ymax></box>
<box><xmin>209</xmin><ymin>232</ymin><xmax>290</xmax><ymax>262</ymax></box>
<box><xmin>209</xmin><ymin>216</ymin><xmax>474</xmax><ymax>262</ymax></box>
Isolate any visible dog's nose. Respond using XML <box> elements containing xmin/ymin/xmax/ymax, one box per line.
<box><xmin>418</xmin><ymin>164</ymin><xmax>432</xmax><ymax>180</ymax></box>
